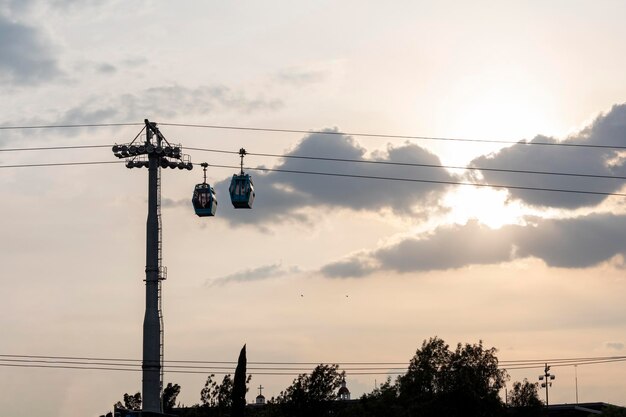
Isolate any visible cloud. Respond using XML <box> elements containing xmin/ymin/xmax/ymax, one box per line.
<box><xmin>320</xmin><ymin>256</ymin><xmax>378</xmax><ymax>278</ymax></box>
<box><xmin>274</xmin><ymin>68</ymin><xmax>327</xmax><ymax>86</ymax></box>
<box><xmin>208</xmin><ymin>263</ymin><xmax>300</xmax><ymax>286</ymax></box>
<box><xmin>96</xmin><ymin>63</ymin><xmax>116</xmax><ymax>74</ymax></box>
<box><xmin>214</xmin><ymin>130</ymin><xmax>456</xmax><ymax>226</ymax></box>
<box><xmin>470</xmin><ymin>103</ymin><xmax>626</xmax><ymax>209</ymax></box>
<box><xmin>605</xmin><ymin>342</ymin><xmax>624</xmax><ymax>351</ymax></box>
<box><xmin>321</xmin><ymin>213</ymin><xmax>626</xmax><ymax>277</ymax></box>
<box><xmin>3</xmin><ymin>84</ymin><xmax>282</xmax><ymax>129</ymax></box>
<box><xmin>0</xmin><ymin>14</ymin><xmax>62</xmax><ymax>84</ymax></box>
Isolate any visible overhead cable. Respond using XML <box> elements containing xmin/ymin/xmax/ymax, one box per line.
<box><xmin>0</xmin><ymin>161</ymin><xmax>124</xmax><ymax>168</ymax></box>
<box><xmin>160</xmin><ymin>122</ymin><xmax>626</xmax><ymax>151</ymax></box>
<box><xmin>3</xmin><ymin>144</ymin><xmax>625</xmax><ymax>181</ymax></box>
<box><xmin>207</xmin><ymin>163</ymin><xmax>626</xmax><ymax>198</ymax></box>
<box><xmin>0</xmin><ymin>160</ymin><xmax>624</xmax><ymax>198</ymax></box>
<box><xmin>187</xmin><ymin>147</ymin><xmax>626</xmax><ymax>181</ymax></box>
<box><xmin>0</xmin><ymin>122</ymin><xmax>142</xmax><ymax>130</ymax></box>
<box><xmin>1</xmin><ymin>120</ymin><xmax>625</xmax><ymax>150</ymax></box>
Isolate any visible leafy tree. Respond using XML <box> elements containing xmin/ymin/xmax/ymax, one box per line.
<box><xmin>274</xmin><ymin>363</ymin><xmax>343</xmax><ymax>417</ymax></box>
<box><xmin>443</xmin><ymin>340</ymin><xmax>507</xmax><ymax>416</ymax></box>
<box><xmin>232</xmin><ymin>345</ymin><xmax>248</xmax><ymax>417</ymax></box>
<box><xmin>396</xmin><ymin>337</ymin><xmax>507</xmax><ymax>417</ymax></box>
<box><xmin>162</xmin><ymin>382</ymin><xmax>181</xmax><ymax>413</ymax></box>
<box><xmin>201</xmin><ymin>373</ymin><xmax>234</xmax><ymax>414</ymax></box>
<box><xmin>398</xmin><ymin>336</ymin><xmax>451</xmax><ymax>402</ymax></box>
<box><xmin>358</xmin><ymin>378</ymin><xmax>402</xmax><ymax>417</ymax></box>
<box><xmin>123</xmin><ymin>392</ymin><xmax>142</xmax><ymax>411</ymax></box>
<box><xmin>508</xmin><ymin>379</ymin><xmax>542</xmax><ymax>408</ymax></box>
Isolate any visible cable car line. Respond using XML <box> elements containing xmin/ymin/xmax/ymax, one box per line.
<box><xmin>1</xmin><ymin>159</ymin><xmax>626</xmax><ymax>198</ymax></box>
<box><xmin>206</xmin><ymin>163</ymin><xmax>626</xmax><ymax>198</ymax></box>
<box><xmin>2</xmin><ymin>144</ymin><xmax>626</xmax><ymax>181</ymax></box>
<box><xmin>187</xmin><ymin>146</ymin><xmax>626</xmax><ymax>181</ymax></box>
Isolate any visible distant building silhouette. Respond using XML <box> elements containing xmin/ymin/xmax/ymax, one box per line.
<box><xmin>337</xmin><ymin>375</ymin><xmax>350</xmax><ymax>401</ymax></box>
<box><xmin>255</xmin><ymin>384</ymin><xmax>266</xmax><ymax>405</ymax></box>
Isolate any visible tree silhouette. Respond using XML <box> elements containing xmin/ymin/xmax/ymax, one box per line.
<box><xmin>200</xmin><ymin>373</ymin><xmax>233</xmax><ymax>415</ymax></box>
<box><xmin>508</xmin><ymin>379</ymin><xmax>543</xmax><ymax>417</ymax></box>
<box><xmin>395</xmin><ymin>337</ymin><xmax>507</xmax><ymax>417</ymax></box>
<box><xmin>123</xmin><ymin>392</ymin><xmax>142</xmax><ymax>411</ymax></box>
<box><xmin>231</xmin><ymin>344</ymin><xmax>248</xmax><ymax>417</ymax></box>
<box><xmin>274</xmin><ymin>363</ymin><xmax>343</xmax><ymax>417</ymax></box>
<box><xmin>162</xmin><ymin>382</ymin><xmax>181</xmax><ymax>413</ymax></box>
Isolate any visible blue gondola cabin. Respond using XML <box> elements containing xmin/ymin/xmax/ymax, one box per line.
<box><xmin>192</xmin><ymin>183</ymin><xmax>217</xmax><ymax>217</ymax></box>
<box><xmin>229</xmin><ymin>174</ymin><xmax>255</xmax><ymax>208</ymax></box>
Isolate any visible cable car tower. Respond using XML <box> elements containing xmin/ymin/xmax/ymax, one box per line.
<box><xmin>112</xmin><ymin>119</ymin><xmax>193</xmax><ymax>414</ymax></box>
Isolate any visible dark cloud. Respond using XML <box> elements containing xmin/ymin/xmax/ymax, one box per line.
<box><xmin>213</xmin><ymin>130</ymin><xmax>456</xmax><ymax>226</ymax></box>
<box><xmin>470</xmin><ymin>104</ymin><xmax>626</xmax><ymax>209</ymax></box>
<box><xmin>320</xmin><ymin>257</ymin><xmax>377</xmax><ymax>278</ymax></box>
<box><xmin>96</xmin><ymin>63</ymin><xmax>116</xmax><ymax>74</ymax></box>
<box><xmin>0</xmin><ymin>14</ymin><xmax>62</xmax><ymax>84</ymax></box>
<box><xmin>321</xmin><ymin>213</ymin><xmax>626</xmax><ymax>277</ymax></box>
<box><xmin>208</xmin><ymin>263</ymin><xmax>300</xmax><ymax>286</ymax></box>
<box><xmin>514</xmin><ymin>214</ymin><xmax>626</xmax><ymax>268</ymax></box>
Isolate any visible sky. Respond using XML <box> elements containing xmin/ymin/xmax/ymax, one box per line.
<box><xmin>1</xmin><ymin>0</ymin><xmax>626</xmax><ymax>415</ymax></box>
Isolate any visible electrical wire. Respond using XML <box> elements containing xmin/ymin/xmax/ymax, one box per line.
<box><xmin>3</xmin><ymin>144</ymin><xmax>625</xmax><ymax>182</ymax></box>
<box><xmin>0</xmin><ymin>159</ymin><xmax>624</xmax><ymax>198</ymax></box>
<box><xmin>0</xmin><ymin>145</ymin><xmax>112</xmax><ymax>152</ymax></box>
<box><xmin>159</xmin><ymin>122</ymin><xmax>626</xmax><ymax>151</ymax></box>
<box><xmin>0</xmin><ymin>161</ymin><xmax>124</xmax><ymax>168</ymax></box>
<box><xmin>2</xmin><ymin>354</ymin><xmax>625</xmax><ymax>371</ymax></box>
<box><xmin>208</xmin><ymin>163</ymin><xmax>626</xmax><ymax>198</ymax></box>
<box><xmin>187</xmin><ymin>147</ymin><xmax>626</xmax><ymax>181</ymax></box>
<box><xmin>1</xmin><ymin>120</ymin><xmax>625</xmax><ymax>150</ymax></box>
<box><xmin>0</xmin><ymin>122</ymin><xmax>142</xmax><ymax>130</ymax></box>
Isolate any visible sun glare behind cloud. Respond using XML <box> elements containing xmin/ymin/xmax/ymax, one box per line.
<box><xmin>442</xmin><ymin>186</ymin><xmax>525</xmax><ymax>229</ymax></box>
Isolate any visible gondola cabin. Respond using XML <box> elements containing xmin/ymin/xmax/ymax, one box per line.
<box><xmin>229</xmin><ymin>174</ymin><xmax>255</xmax><ymax>208</ymax></box>
<box><xmin>192</xmin><ymin>183</ymin><xmax>217</xmax><ymax>217</ymax></box>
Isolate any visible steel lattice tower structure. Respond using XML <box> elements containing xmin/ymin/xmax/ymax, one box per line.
<box><xmin>113</xmin><ymin>120</ymin><xmax>193</xmax><ymax>414</ymax></box>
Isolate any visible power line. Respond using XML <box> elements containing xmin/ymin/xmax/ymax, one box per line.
<box><xmin>1</xmin><ymin>120</ymin><xmax>625</xmax><ymax>151</ymax></box>
<box><xmin>0</xmin><ymin>161</ymin><xmax>123</xmax><ymax>169</ymax></box>
<box><xmin>160</xmin><ymin>122</ymin><xmax>626</xmax><ymax>151</ymax></box>
<box><xmin>500</xmin><ymin>355</ymin><xmax>626</xmax><ymax>364</ymax></box>
<box><xmin>2</xmin><ymin>353</ymin><xmax>625</xmax><ymax>368</ymax></box>
<box><xmin>188</xmin><ymin>146</ymin><xmax>626</xmax><ymax>181</ymax></box>
<box><xmin>208</xmin><ymin>163</ymin><xmax>626</xmax><ymax>198</ymax></box>
<box><xmin>0</xmin><ymin>144</ymin><xmax>112</xmax><ymax>152</ymax></box>
<box><xmin>3</xmin><ymin>144</ymin><xmax>624</xmax><ymax>182</ymax></box>
<box><xmin>1</xmin><ymin>358</ymin><xmax>625</xmax><ymax>376</ymax></box>
<box><xmin>0</xmin><ymin>122</ymin><xmax>142</xmax><ymax>130</ymax></box>
<box><xmin>0</xmin><ymin>159</ymin><xmax>624</xmax><ymax>198</ymax></box>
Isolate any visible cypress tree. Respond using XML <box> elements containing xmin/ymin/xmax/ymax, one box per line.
<box><xmin>231</xmin><ymin>344</ymin><xmax>247</xmax><ymax>417</ymax></box>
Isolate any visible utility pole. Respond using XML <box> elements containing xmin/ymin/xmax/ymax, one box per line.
<box><xmin>538</xmin><ymin>363</ymin><xmax>556</xmax><ymax>407</ymax></box>
<box><xmin>113</xmin><ymin>120</ymin><xmax>193</xmax><ymax>414</ymax></box>
<box><xmin>575</xmin><ymin>365</ymin><xmax>579</xmax><ymax>404</ymax></box>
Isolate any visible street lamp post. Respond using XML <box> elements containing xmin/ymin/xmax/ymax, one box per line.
<box><xmin>538</xmin><ymin>363</ymin><xmax>556</xmax><ymax>407</ymax></box>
